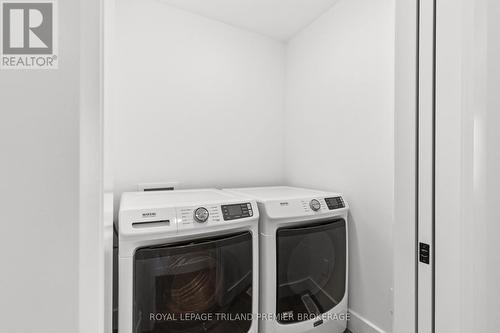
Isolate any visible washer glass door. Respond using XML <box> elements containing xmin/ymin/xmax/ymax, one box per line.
<box><xmin>133</xmin><ymin>232</ymin><xmax>253</xmax><ymax>333</ymax></box>
<box><xmin>276</xmin><ymin>219</ymin><xmax>346</xmax><ymax>324</ymax></box>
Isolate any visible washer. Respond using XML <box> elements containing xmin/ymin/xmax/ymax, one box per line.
<box><xmin>118</xmin><ymin>189</ymin><xmax>259</xmax><ymax>333</ymax></box>
<box><xmin>224</xmin><ymin>186</ymin><xmax>349</xmax><ymax>333</ymax></box>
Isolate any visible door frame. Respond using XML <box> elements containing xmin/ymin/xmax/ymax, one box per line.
<box><xmin>79</xmin><ymin>0</ymin><xmax>105</xmax><ymax>332</ymax></box>
<box><xmin>394</xmin><ymin>0</ymin><xmax>418</xmax><ymax>331</ymax></box>
<box><xmin>82</xmin><ymin>1</ymin><xmax>434</xmax><ymax>332</ymax></box>
<box><xmin>395</xmin><ymin>0</ymin><xmax>438</xmax><ymax>332</ymax></box>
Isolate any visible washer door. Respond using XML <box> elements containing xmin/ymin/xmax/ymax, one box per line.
<box><xmin>133</xmin><ymin>232</ymin><xmax>253</xmax><ymax>333</ymax></box>
<box><xmin>276</xmin><ymin>219</ymin><xmax>346</xmax><ymax>324</ymax></box>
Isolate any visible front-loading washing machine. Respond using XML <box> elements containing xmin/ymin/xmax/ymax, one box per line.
<box><xmin>224</xmin><ymin>186</ymin><xmax>349</xmax><ymax>333</ymax></box>
<box><xmin>118</xmin><ymin>189</ymin><xmax>259</xmax><ymax>333</ymax></box>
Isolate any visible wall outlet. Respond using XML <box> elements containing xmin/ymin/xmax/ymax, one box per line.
<box><xmin>137</xmin><ymin>182</ymin><xmax>180</xmax><ymax>192</ymax></box>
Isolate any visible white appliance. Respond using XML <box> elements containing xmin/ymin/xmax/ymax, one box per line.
<box><xmin>224</xmin><ymin>186</ymin><xmax>349</xmax><ymax>333</ymax></box>
<box><xmin>118</xmin><ymin>189</ymin><xmax>259</xmax><ymax>333</ymax></box>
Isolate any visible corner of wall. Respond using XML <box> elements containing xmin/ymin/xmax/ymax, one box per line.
<box><xmin>349</xmin><ymin>310</ymin><xmax>390</xmax><ymax>333</ymax></box>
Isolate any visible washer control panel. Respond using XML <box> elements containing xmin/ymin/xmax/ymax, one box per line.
<box><xmin>325</xmin><ymin>197</ymin><xmax>345</xmax><ymax>210</ymax></box>
<box><xmin>222</xmin><ymin>203</ymin><xmax>253</xmax><ymax>221</ymax></box>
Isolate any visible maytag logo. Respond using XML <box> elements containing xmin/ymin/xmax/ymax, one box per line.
<box><xmin>280</xmin><ymin>202</ymin><xmax>289</xmax><ymax>207</ymax></box>
<box><xmin>142</xmin><ymin>212</ymin><xmax>157</xmax><ymax>218</ymax></box>
<box><xmin>1</xmin><ymin>0</ymin><xmax>58</xmax><ymax>69</ymax></box>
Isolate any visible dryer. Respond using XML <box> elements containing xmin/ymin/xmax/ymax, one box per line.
<box><xmin>118</xmin><ymin>189</ymin><xmax>259</xmax><ymax>333</ymax></box>
<box><xmin>224</xmin><ymin>186</ymin><xmax>349</xmax><ymax>333</ymax></box>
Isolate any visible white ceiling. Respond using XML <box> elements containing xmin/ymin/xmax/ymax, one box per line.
<box><xmin>159</xmin><ymin>0</ymin><xmax>340</xmax><ymax>41</ymax></box>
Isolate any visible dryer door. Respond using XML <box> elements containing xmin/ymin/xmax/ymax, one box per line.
<box><xmin>133</xmin><ymin>232</ymin><xmax>253</xmax><ymax>333</ymax></box>
<box><xmin>276</xmin><ymin>219</ymin><xmax>346</xmax><ymax>324</ymax></box>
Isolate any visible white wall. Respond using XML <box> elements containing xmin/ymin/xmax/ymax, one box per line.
<box><xmin>0</xmin><ymin>1</ymin><xmax>80</xmax><ymax>332</ymax></box>
<box><xmin>112</xmin><ymin>0</ymin><xmax>286</xmax><ymax>201</ymax></box>
<box><xmin>284</xmin><ymin>0</ymin><xmax>395</xmax><ymax>332</ymax></box>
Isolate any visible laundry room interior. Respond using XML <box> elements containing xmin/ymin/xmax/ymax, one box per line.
<box><xmin>104</xmin><ymin>0</ymin><xmax>394</xmax><ymax>332</ymax></box>
<box><xmin>4</xmin><ymin>0</ymin><xmax>500</xmax><ymax>332</ymax></box>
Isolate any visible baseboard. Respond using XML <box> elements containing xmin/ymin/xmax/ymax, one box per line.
<box><xmin>348</xmin><ymin>309</ymin><xmax>388</xmax><ymax>333</ymax></box>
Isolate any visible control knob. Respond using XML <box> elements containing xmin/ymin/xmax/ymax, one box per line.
<box><xmin>310</xmin><ymin>199</ymin><xmax>321</xmax><ymax>212</ymax></box>
<box><xmin>194</xmin><ymin>207</ymin><xmax>209</xmax><ymax>223</ymax></box>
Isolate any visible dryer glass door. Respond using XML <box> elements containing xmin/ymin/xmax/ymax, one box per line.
<box><xmin>133</xmin><ymin>232</ymin><xmax>253</xmax><ymax>333</ymax></box>
<box><xmin>276</xmin><ymin>219</ymin><xmax>346</xmax><ymax>324</ymax></box>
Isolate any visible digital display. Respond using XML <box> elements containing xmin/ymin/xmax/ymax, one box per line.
<box><xmin>221</xmin><ymin>203</ymin><xmax>252</xmax><ymax>221</ymax></box>
<box><xmin>227</xmin><ymin>205</ymin><xmax>243</xmax><ymax>216</ymax></box>
<box><xmin>325</xmin><ymin>197</ymin><xmax>345</xmax><ymax>210</ymax></box>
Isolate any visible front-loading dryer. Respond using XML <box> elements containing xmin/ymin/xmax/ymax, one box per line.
<box><xmin>224</xmin><ymin>186</ymin><xmax>349</xmax><ymax>333</ymax></box>
<box><xmin>118</xmin><ymin>189</ymin><xmax>259</xmax><ymax>333</ymax></box>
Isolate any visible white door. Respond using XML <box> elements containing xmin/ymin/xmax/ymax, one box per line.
<box><xmin>435</xmin><ymin>0</ymin><xmax>500</xmax><ymax>332</ymax></box>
